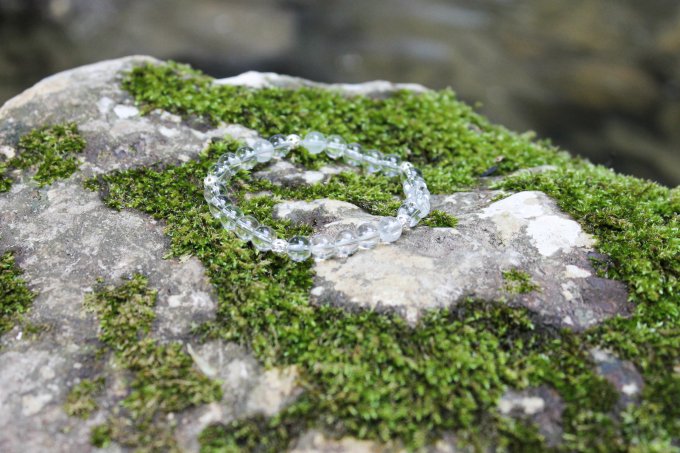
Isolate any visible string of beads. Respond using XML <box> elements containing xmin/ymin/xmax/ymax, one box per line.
<box><xmin>203</xmin><ymin>132</ymin><xmax>431</xmax><ymax>261</ymax></box>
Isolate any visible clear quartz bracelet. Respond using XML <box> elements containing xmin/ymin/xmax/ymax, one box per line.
<box><xmin>203</xmin><ymin>132</ymin><xmax>431</xmax><ymax>262</ymax></box>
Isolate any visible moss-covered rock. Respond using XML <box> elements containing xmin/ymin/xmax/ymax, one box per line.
<box><xmin>0</xmin><ymin>56</ymin><xmax>677</xmax><ymax>452</ymax></box>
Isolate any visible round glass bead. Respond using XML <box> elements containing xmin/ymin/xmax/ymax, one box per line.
<box><xmin>403</xmin><ymin>177</ymin><xmax>429</xmax><ymax>198</ymax></box>
<box><xmin>204</xmin><ymin>183</ymin><xmax>221</xmax><ymax>203</ymax></box>
<box><xmin>382</xmin><ymin>154</ymin><xmax>402</xmax><ymax>177</ymax></box>
<box><xmin>203</xmin><ymin>173</ymin><xmax>218</xmax><ymax>186</ymax></box>
<box><xmin>220</xmin><ymin>205</ymin><xmax>242</xmax><ymax>231</ymax></box>
<box><xmin>357</xmin><ymin>222</ymin><xmax>380</xmax><ymax>249</ymax></box>
<box><xmin>302</xmin><ymin>131</ymin><xmax>327</xmax><ymax>155</ymax></box>
<box><xmin>286</xmin><ymin>134</ymin><xmax>301</xmax><ymax>149</ymax></box>
<box><xmin>310</xmin><ymin>234</ymin><xmax>336</xmax><ymax>259</ymax></box>
<box><xmin>269</xmin><ymin>134</ymin><xmax>293</xmax><ymax>158</ymax></box>
<box><xmin>253</xmin><ymin>138</ymin><xmax>275</xmax><ymax>163</ymax></box>
<box><xmin>218</xmin><ymin>152</ymin><xmax>241</xmax><ymax>173</ymax></box>
<box><xmin>377</xmin><ymin>217</ymin><xmax>402</xmax><ymax>243</ymax></box>
<box><xmin>271</xmin><ymin>238</ymin><xmax>288</xmax><ymax>254</ymax></box>
<box><xmin>207</xmin><ymin>164</ymin><xmax>226</xmax><ymax>179</ymax></box>
<box><xmin>287</xmin><ymin>235</ymin><xmax>311</xmax><ymax>262</ymax></box>
<box><xmin>235</xmin><ymin>215</ymin><xmax>259</xmax><ymax>241</ymax></box>
<box><xmin>411</xmin><ymin>194</ymin><xmax>431</xmax><ymax>217</ymax></box>
<box><xmin>207</xmin><ymin>194</ymin><xmax>228</xmax><ymax>218</ymax></box>
<box><xmin>207</xmin><ymin>199</ymin><xmax>221</xmax><ymax>218</ymax></box>
<box><xmin>343</xmin><ymin>143</ymin><xmax>363</xmax><ymax>167</ymax></box>
<box><xmin>335</xmin><ymin>230</ymin><xmax>359</xmax><ymax>257</ymax></box>
<box><xmin>236</xmin><ymin>146</ymin><xmax>257</xmax><ymax>170</ymax></box>
<box><xmin>363</xmin><ymin>149</ymin><xmax>383</xmax><ymax>173</ymax></box>
<box><xmin>252</xmin><ymin>226</ymin><xmax>276</xmax><ymax>251</ymax></box>
<box><xmin>325</xmin><ymin>135</ymin><xmax>346</xmax><ymax>159</ymax></box>
<box><xmin>397</xmin><ymin>200</ymin><xmax>423</xmax><ymax>228</ymax></box>
<box><xmin>401</xmin><ymin>163</ymin><xmax>422</xmax><ymax>180</ymax></box>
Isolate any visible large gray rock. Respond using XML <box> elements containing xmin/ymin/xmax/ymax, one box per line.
<box><xmin>0</xmin><ymin>57</ymin><xmax>634</xmax><ymax>452</ymax></box>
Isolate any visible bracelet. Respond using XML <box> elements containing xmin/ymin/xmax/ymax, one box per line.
<box><xmin>203</xmin><ymin>132</ymin><xmax>431</xmax><ymax>262</ymax></box>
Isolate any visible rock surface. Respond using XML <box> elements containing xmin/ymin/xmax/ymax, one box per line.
<box><xmin>272</xmin><ymin>187</ymin><xmax>631</xmax><ymax>329</ymax></box>
<box><xmin>0</xmin><ymin>57</ymin><xmax>636</xmax><ymax>451</ymax></box>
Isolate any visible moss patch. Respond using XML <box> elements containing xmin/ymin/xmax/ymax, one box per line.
<box><xmin>64</xmin><ymin>377</ymin><xmax>105</xmax><ymax>419</ymax></box>
<box><xmin>70</xmin><ymin>275</ymin><xmax>222</xmax><ymax>451</ymax></box>
<box><xmin>0</xmin><ymin>123</ymin><xmax>85</xmax><ymax>192</ymax></box>
<box><xmin>80</xmin><ymin>61</ymin><xmax>679</xmax><ymax>451</ymax></box>
<box><xmin>502</xmin><ymin>268</ymin><xmax>540</xmax><ymax>294</ymax></box>
<box><xmin>0</xmin><ymin>251</ymin><xmax>36</xmax><ymax>337</ymax></box>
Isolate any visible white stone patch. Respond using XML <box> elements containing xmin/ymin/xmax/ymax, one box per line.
<box><xmin>564</xmin><ymin>264</ymin><xmax>591</xmax><ymax>278</ymax></box>
<box><xmin>622</xmin><ymin>382</ymin><xmax>639</xmax><ymax>396</ymax></box>
<box><xmin>498</xmin><ymin>395</ymin><xmax>546</xmax><ymax>416</ymax></box>
<box><xmin>302</xmin><ymin>170</ymin><xmax>325</xmax><ymax>184</ymax></box>
<box><xmin>21</xmin><ymin>393</ymin><xmax>53</xmax><ymax>417</ymax></box>
<box><xmin>479</xmin><ymin>191</ymin><xmax>549</xmax><ymax>220</ymax></box>
<box><xmin>0</xmin><ymin>145</ymin><xmax>16</xmax><ymax>159</ymax></box>
<box><xmin>113</xmin><ymin>104</ymin><xmax>139</xmax><ymax>119</ymax></box>
<box><xmin>310</xmin><ymin>286</ymin><xmax>325</xmax><ymax>297</ymax></box>
<box><xmin>215</xmin><ymin>70</ymin><xmax>428</xmax><ymax>96</ymax></box>
<box><xmin>159</xmin><ymin>125</ymin><xmax>180</xmax><ymax>138</ymax></box>
<box><xmin>96</xmin><ymin>96</ymin><xmax>115</xmax><ymax>115</ymax></box>
<box><xmin>527</xmin><ymin>215</ymin><xmax>591</xmax><ymax>257</ymax></box>
<box><xmin>245</xmin><ymin>366</ymin><xmax>300</xmax><ymax>417</ymax></box>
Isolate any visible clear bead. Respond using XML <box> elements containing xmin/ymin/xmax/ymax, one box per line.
<box><xmin>357</xmin><ymin>222</ymin><xmax>380</xmax><ymax>249</ymax></box>
<box><xmin>335</xmin><ymin>230</ymin><xmax>359</xmax><ymax>257</ymax></box>
<box><xmin>204</xmin><ymin>174</ymin><xmax>218</xmax><ymax>188</ymax></box>
<box><xmin>208</xmin><ymin>164</ymin><xmax>226</xmax><ymax>179</ymax></box>
<box><xmin>207</xmin><ymin>199</ymin><xmax>221</xmax><ymax>218</ymax></box>
<box><xmin>400</xmin><ymin>162</ymin><xmax>422</xmax><ymax>180</ymax></box>
<box><xmin>363</xmin><ymin>149</ymin><xmax>383</xmax><ymax>174</ymax></box>
<box><xmin>411</xmin><ymin>194</ymin><xmax>431</xmax><ymax>217</ymax></box>
<box><xmin>235</xmin><ymin>215</ymin><xmax>259</xmax><ymax>241</ymax></box>
<box><xmin>252</xmin><ymin>225</ymin><xmax>276</xmax><ymax>251</ymax></box>
<box><xmin>269</xmin><ymin>134</ymin><xmax>293</xmax><ymax>158</ymax></box>
<box><xmin>403</xmin><ymin>177</ymin><xmax>429</xmax><ymax>198</ymax></box>
<box><xmin>343</xmin><ymin>143</ymin><xmax>363</xmax><ymax>167</ymax></box>
<box><xmin>220</xmin><ymin>205</ymin><xmax>242</xmax><ymax>231</ymax></box>
<box><xmin>253</xmin><ymin>138</ymin><xmax>275</xmax><ymax>163</ymax></box>
<box><xmin>382</xmin><ymin>154</ymin><xmax>402</xmax><ymax>177</ymax></box>
<box><xmin>397</xmin><ymin>200</ymin><xmax>423</xmax><ymax>228</ymax></box>
<box><xmin>218</xmin><ymin>152</ymin><xmax>241</xmax><ymax>172</ymax></box>
<box><xmin>325</xmin><ymin>135</ymin><xmax>346</xmax><ymax>159</ymax></box>
<box><xmin>310</xmin><ymin>234</ymin><xmax>336</xmax><ymax>259</ymax></box>
<box><xmin>271</xmin><ymin>238</ymin><xmax>288</xmax><ymax>254</ymax></box>
<box><xmin>207</xmin><ymin>194</ymin><xmax>228</xmax><ymax>218</ymax></box>
<box><xmin>286</xmin><ymin>134</ymin><xmax>301</xmax><ymax>150</ymax></box>
<box><xmin>204</xmin><ymin>183</ymin><xmax>221</xmax><ymax>203</ymax></box>
<box><xmin>302</xmin><ymin>131</ymin><xmax>327</xmax><ymax>155</ymax></box>
<box><xmin>287</xmin><ymin>235</ymin><xmax>311</xmax><ymax>262</ymax></box>
<box><xmin>236</xmin><ymin>146</ymin><xmax>257</xmax><ymax>170</ymax></box>
<box><xmin>377</xmin><ymin>217</ymin><xmax>402</xmax><ymax>243</ymax></box>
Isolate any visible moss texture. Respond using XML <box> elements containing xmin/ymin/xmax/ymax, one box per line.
<box><xmin>64</xmin><ymin>377</ymin><xmax>106</xmax><ymax>419</ymax></box>
<box><xmin>81</xmin><ymin>62</ymin><xmax>679</xmax><ymax>451</ymax></box>
<box><xmin>0</xmin><ymin>123</ymin><xmax>85</xmax><ymax>192</ymax></box>
<box><xmin>0</xmin><ymin>251</ymin><xmax>36</xmax><ymax>337</ymax></box>
<box><xmin>73</xmin><ymin>275</ymin><xmax>222</xmax><ymax>451</ymax></box>
<box><xmin>502</xmin><ymin>269</ymin><xmax>540</xmax><ymax>294</ymax></box>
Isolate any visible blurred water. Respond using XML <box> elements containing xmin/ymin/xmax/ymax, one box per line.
<box><xmin>1</xmin><ymin>0</ymin><xmax>678</xmax><ymax>186</ymax></box>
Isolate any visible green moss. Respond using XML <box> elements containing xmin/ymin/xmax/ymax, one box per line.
<box><xmin>84</xmin><ymin>275</ymin><xmax>157</xmax><ymax>351</ymax></box>
<box><xmin>0</xmin><ymin>123</ymin><xmax>86</xmax><ymax>191</ymax></box>
<box><xmin>64</xmin><ymin>377</ymin><xmax>105</xmax><ymax>419</ymax></box>
<box><xmin>75</xmin><ymin>275</ymin><xmax>222</xmax><ymax>451</ymax></box>
<box><xmin>80</xmin><ymin>61</ymin><xmax>679</xmax><ymax>451</ymax></box>
<box><xmin>421</xmin><ymin>209</ymin><xmax>459</xmax><ymax>228</ymax></box>
<box><xmin>502</xmin><ymin>268</ymin><xmax>540</xmax><ymax>294</ymax></box>
<box><xmin>0</xmin><ymin>251</ymin><xmax>36</xmax><ymax>337</ymax></box>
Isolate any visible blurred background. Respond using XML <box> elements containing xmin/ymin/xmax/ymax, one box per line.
<box><xmin>1</xmin><ymin>0</ymin><xmax>678</xmax><ymax>186</ymax></box>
